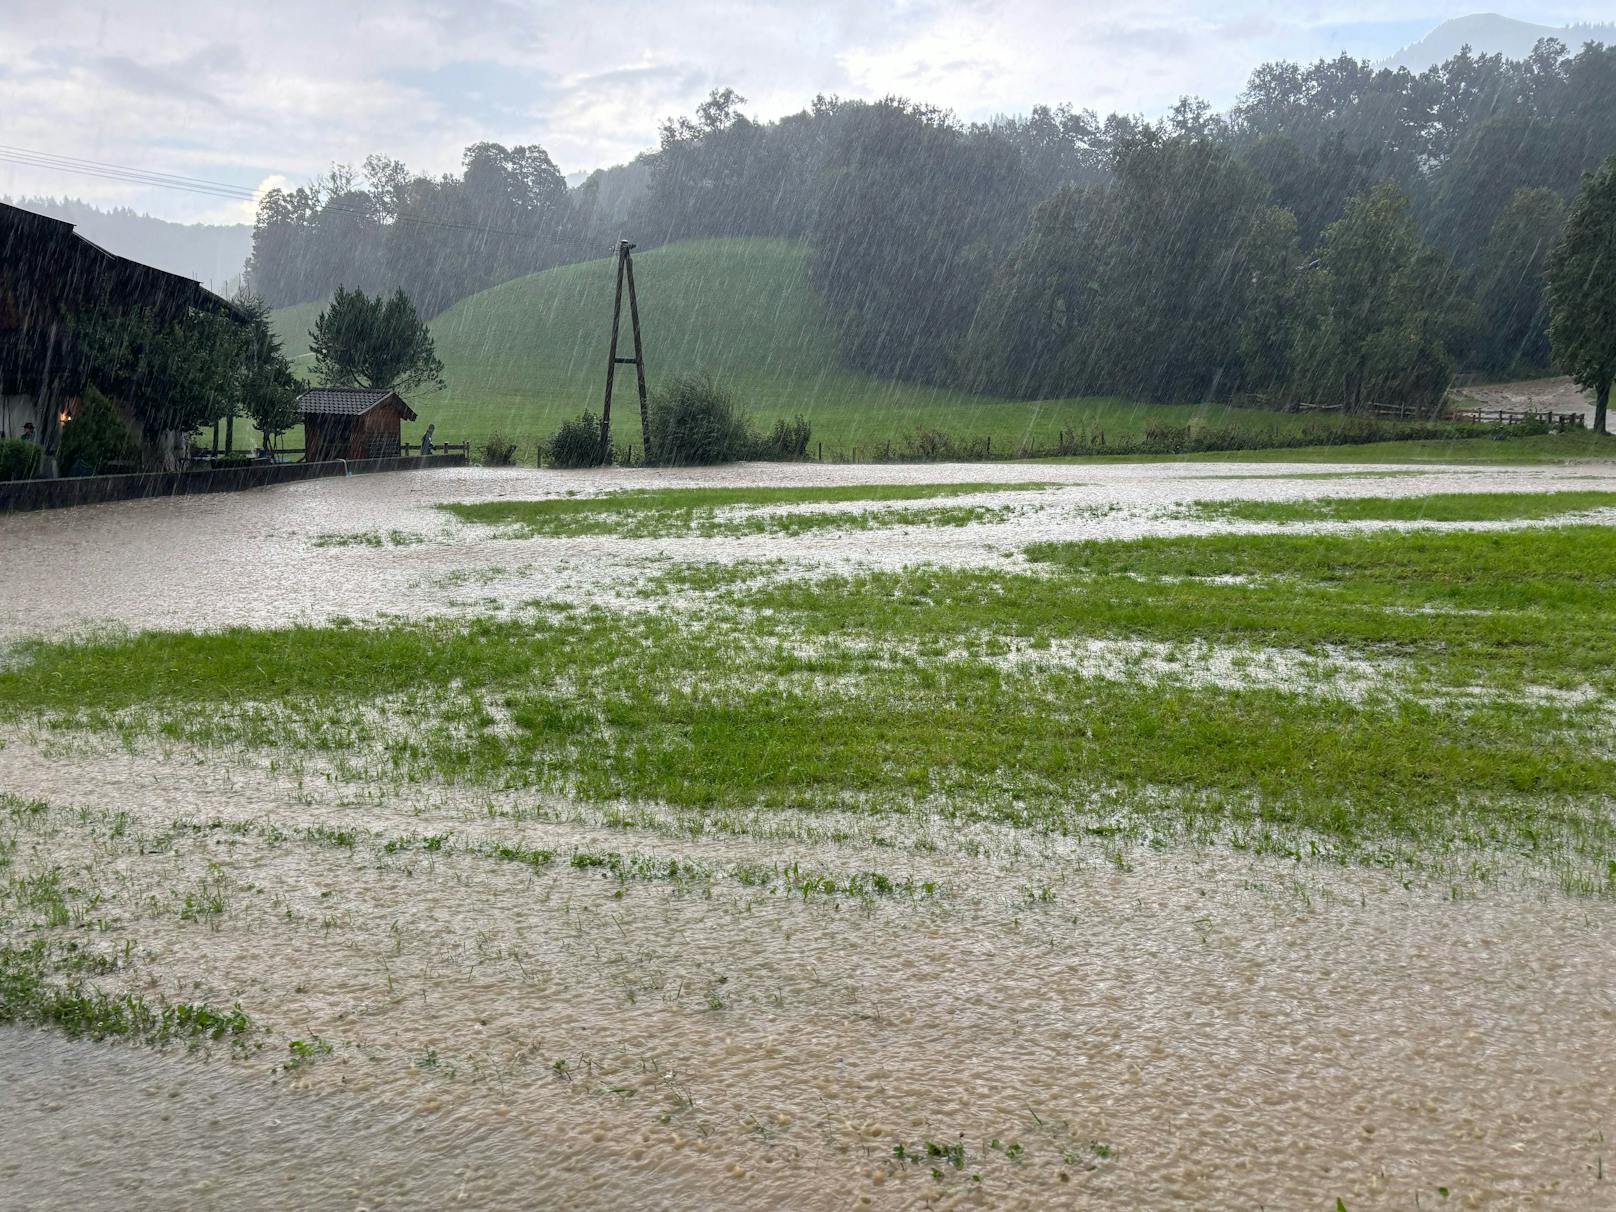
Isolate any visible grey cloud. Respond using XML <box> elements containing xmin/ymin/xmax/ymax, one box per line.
<box><xmin>8</xmin><ymin>0</ymin><xmax>1491</xmax><ymax>224</ymax></box>
<box><xmin>95</xmin><ymin>54</ymin><xmax>228</xmax><ymax>107</ymax></box>
<box><xmin>1084</xmin><ymin>24</ymin><xmax>1199</xmax><ymax>58</ymax></box>
<box><xmin>427</xmin><ymin>0</ymin><xmax>547</xmax><ymax>50</ymax></box>
<box><xmin>569</xmin><ymin>63</ymin><xmax>709</xmax><ymax>91</ymax></box>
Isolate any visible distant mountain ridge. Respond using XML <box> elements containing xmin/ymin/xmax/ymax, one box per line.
<box><xmin>2</xmin><ymin>196</ymin><xmax>251</xmax><ymax>295</ymax></box>
<box><xmin>1384</xmin><ymin>13</ymin><xmax>1616</xmax><ymax>71</ymax></box>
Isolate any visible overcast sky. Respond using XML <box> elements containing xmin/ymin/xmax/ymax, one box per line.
<box><xmin>1</xmin><ymin>2</ymin><xmax>1610</xmax><ymax>225</ymax></box>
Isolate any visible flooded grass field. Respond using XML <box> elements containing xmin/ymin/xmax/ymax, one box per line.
<box><xmin>3</xmin><ymin>458</ymin><xmax>1616</xmax><ymax>1209</ymax></box>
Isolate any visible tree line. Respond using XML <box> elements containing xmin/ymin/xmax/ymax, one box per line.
<box><xmin>248</xmin><ymin>144</ymin><xmax>596</xmax><ymax>318</ymax></box>
<box><xmin>246</xmin><ymin>37</ymin><xmax>1616</xmax><ymax>413</ymax></box>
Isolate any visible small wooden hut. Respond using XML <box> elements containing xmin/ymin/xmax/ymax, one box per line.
<box><xmin>297</xmin><ymin>388</ymin><xmax>417</xmax><ymax>462</ymax></box>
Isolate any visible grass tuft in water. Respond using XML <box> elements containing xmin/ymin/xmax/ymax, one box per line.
<box><xmin>1186</xmin><ymin>490</ymin><xmax>1616</xmax><ymax>524</ymax></box>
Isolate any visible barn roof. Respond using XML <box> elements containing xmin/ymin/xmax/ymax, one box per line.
<box><xmin>297</xmin><ymin>388</ymin><xmax>418</xmax><ymax>421</ymax></box>
<box><xmin>0</xmin><ymin>201</ymin><xmax>244</xmax><ymax>320</ymax></box>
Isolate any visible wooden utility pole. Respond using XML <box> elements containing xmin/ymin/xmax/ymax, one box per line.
<box><xmin>600</xmin><ymin>239</ymin><xmax>649</xmax><ymax>465</ymax></box>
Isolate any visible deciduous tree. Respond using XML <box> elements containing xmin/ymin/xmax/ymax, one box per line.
<box><xmin>234</xmin><ymin>294</ymin><xmax>301</xmax><ymax>446</ymax></box>
<box><xmin>1548</xmin><ymin>155</ymin><xmax>1616</xmax><ymax>434</ymax></box>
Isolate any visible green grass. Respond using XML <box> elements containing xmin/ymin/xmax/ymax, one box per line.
<box><xmin>5</xmin><ymin>525</ymin><xmax>1615</xmax><ymax>884</ymax></box>
<box><xmin>1068</xmin><ymin>431</ymin><xmax>1616</xmax><ymax>466</ymax></box>
<box><xmin>270</xmin><ymin>238</ymin><xmax>1366</xmax><ymax>459</ymax></box>
<box><xmin>439</xmin><ymin>481</ymin><xmax>1051</xmax><ymax>538</ymax></box>
<box><xmin>1189</xmin><ymin>491</ymin><xmax>1616</xmax><ymax>524</ymax></box>
<box><xmin>269</xmin><ymin>298</ymin><xmax>326</xmax><ymax>371</ymax></box>
<box><xmin>0</xmin><ymin>936</ymin><xmax>251</xmax><ymax>1045</ymax></box>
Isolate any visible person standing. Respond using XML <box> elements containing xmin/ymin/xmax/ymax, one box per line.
<box><xmin>419</xmin><ymin>423</ymin><xmax>435</xmax><ymax>456</ymax></box>
<box><xmin>19</xmin><ymin>421</ymin><xmax>35</xmax><ymax>442</ymax></box>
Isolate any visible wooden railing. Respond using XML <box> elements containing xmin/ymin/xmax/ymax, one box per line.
<box><xmin>1444</xmin><ymin>408</ymin><xmax>1585</xmax><ymax>430</ymax></box>
<box><xmin>1287</xmin><ymin>401</ymin><xmax>1432</xmax><ymax>419</ymax></box>
<box><xmin>187</xmin><ymin>441</ymin><xmax>471</xmax><ymax>467</ymax></box>
<box><xmin>1239</xmin><ymin>394</ymin><xmax>1587</xmax><ymax>430</ymax></box>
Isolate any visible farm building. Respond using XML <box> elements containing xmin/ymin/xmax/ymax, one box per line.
<box><xmin>297</xmin><ymin>388</ymin><xmax>417</xmax><ymax>461</ymax></box>
<box><xmin>0</xmin><ymin>200</ymin><xmax>240</xmax><ymax>473</ymax></box>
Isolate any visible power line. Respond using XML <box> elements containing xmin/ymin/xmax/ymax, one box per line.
<box><xmin>0</xmin><ymin>143</ymin><xmax>608</xmax><ymax>256</ymax></box>
<box><xmin>0</xmin><ymin>145</ymin><xmax>264</xmax><ymax>200</ymax></box>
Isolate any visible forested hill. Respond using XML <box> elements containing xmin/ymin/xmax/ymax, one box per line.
<box><xmin>4</xmin><ymin>196</ymin><xmax>251</xmax><ymax>294</ymax></box>
<box><xmin>251</xmin><ymin>37</ymin><xmax>1616</xmax><ymax>411</ymax></box>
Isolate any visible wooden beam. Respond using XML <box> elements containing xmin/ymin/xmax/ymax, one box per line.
<box><xmin>624</xmin><ymin>248</ymin><xmax>650</xmax><ymax>457</ymax></box>
<box><xmin>599</xmin><ymin>240</ymin><xmax>629</xmax><ymax>466</ymax></box>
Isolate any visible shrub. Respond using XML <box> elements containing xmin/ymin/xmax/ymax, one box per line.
<box><xmin>753</xmin><ymin>414</ymin><xmax>812</xmax><ymax>461</ymax></box>
<box><xmin>871</xmin><ymin>426</ymin><xmax>991</xmax><ymax>462</ymax></box>
<box><xmin>0</xmin><ymin>437</ymin><xmax>41</xmax><ymax>482</ymax></box>
<box><xmin>1140</xmin><ymin>421</ymin><xmax>1193</xmax><ymax>453</ymax></box>
<box><xmin>58</xmin><ymin>386</ymin><xmax>138</xmax><ymax>476</ymax></box>
<box><xmin>480</xmin><ymin>429</ymin><xmax>519</xmax><ymax>467</ymax></box>
<box><xmin>646</xmin><ymin>374</ymin><xmax>753</xmax><ymax>466</ymax></box>
<box><xmin>545</xmin><ymin>411</ymin><xmax>611</xmax><ymax>468</ymax></box>
<box><xmin>912</xmin><ymin>425</ymin><xmax>989</xmax><ymax>461</ymax></box>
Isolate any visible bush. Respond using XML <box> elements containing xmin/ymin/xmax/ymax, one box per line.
<box><xmin>58</xmin><ymin>386</ymin><xmax>138</xmax><ymax>476</ymax></box>
<box><xmin>753</xmin><ymin>414</ymin><xmax>812</xmax><ymax>461</ymax></box>
<box><xmin>646</xmin><ymin>374</ymin><xmax>753</xmax><ymax>466</ymax></box>
<box><xmin>0</xmin><ymin>437</ymin><xmax>41</xmax><ymax>481</ymax></box>
<box><xmin>545</xmin><ymin>411</ymin><xmax>611</xmax><ymax>468</ymax></box>
<box><xmin>899</xmin><ymin>425</ymin><xmax>990</xmax><ymax>461</ymax></box>
<box><xmin>479</xmin><ymin>429</ymin><xmax>519</xmax><ymax>467</ymax></box>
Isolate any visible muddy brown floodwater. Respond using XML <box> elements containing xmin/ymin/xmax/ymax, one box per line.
<box><xmin>2</xmin><ymin>457</ymin><xmax>1613</xmax><ymax>640</ymax></box>
<box><xmin>3</xmin><ymin>461</ymin><xmax>1615</xmax><ymax>1210</ymax></box>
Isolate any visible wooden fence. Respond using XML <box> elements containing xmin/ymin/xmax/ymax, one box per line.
<box><xmin>1241</xmin><ymin>394</ymin><xmax>1586</xmax><ymax>430</ymax></box>
<box><xmin>1444</xmin><ymin>408</ymin><xmax>1585</xmax><ymax>430</ymax></box>
<box><xmin>192</xmin><ymin>440</ymin><xmax>472</xmax><ymax>465</ymax></box>
<box><xmin>403</xmin><ymin>441</ymin><xmax>472</xmax><ymax>457</ymax></box>
<box><xmin>1287</xmin><ymin>401</ymin><xmax>1431</xmax><ymax>419</ymax></box>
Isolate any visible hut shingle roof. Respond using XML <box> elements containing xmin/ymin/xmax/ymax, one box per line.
<box><xmin>297</xmin><ymin>388</ymin><xmax>417</xmax><ymax>420</ymax></box>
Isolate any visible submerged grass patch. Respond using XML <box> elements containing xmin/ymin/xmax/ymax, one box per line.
<box><xmin>3</xmin><ymin>525</ymin><xmax>1614</xmax><ymax>884</ymax></box>
<box><xmin>1187</xmin><ymin>490</ymin><xmax>1616</xmax><ymax>524</ymax></box>
<box><xmin>0</xmin><ymin>941</ymin><xmax>252</xmax><ymax>1045</ymax></box>
<box><xmin>716</xmin><ymin>503</ymin><xmax>1014</xmax><ymax>536</ymax></box>
<box><xmin>745</xmin><ymin>525</ymin><xmax>1616</xmax><ymax>689</ymax></box>
<box><xmin>313</xmin><ymin>529</ymin><xmax>429</xmax><ymax>548</ymax></box>
<box><xmin>439</xmin><ymin>482</ymin><xmax>1053</xmax><ymax>538</ymax></box>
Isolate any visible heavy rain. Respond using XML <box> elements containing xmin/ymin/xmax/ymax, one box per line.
<box><xmin>3</xmin><ymin>4</ymin><xmax>1616</xmax><ymax>1209</ymax></box>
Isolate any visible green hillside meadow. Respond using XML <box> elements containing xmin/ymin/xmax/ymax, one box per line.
<box><xmin>271</xmin><ymin>237</ymin><xmax>1338</xmax><ymax>458</ymax></box>
<box><xmin>268</xmin><ymin>237</ymin><xmax>1441</xmax><ymax>461</ymax></box>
